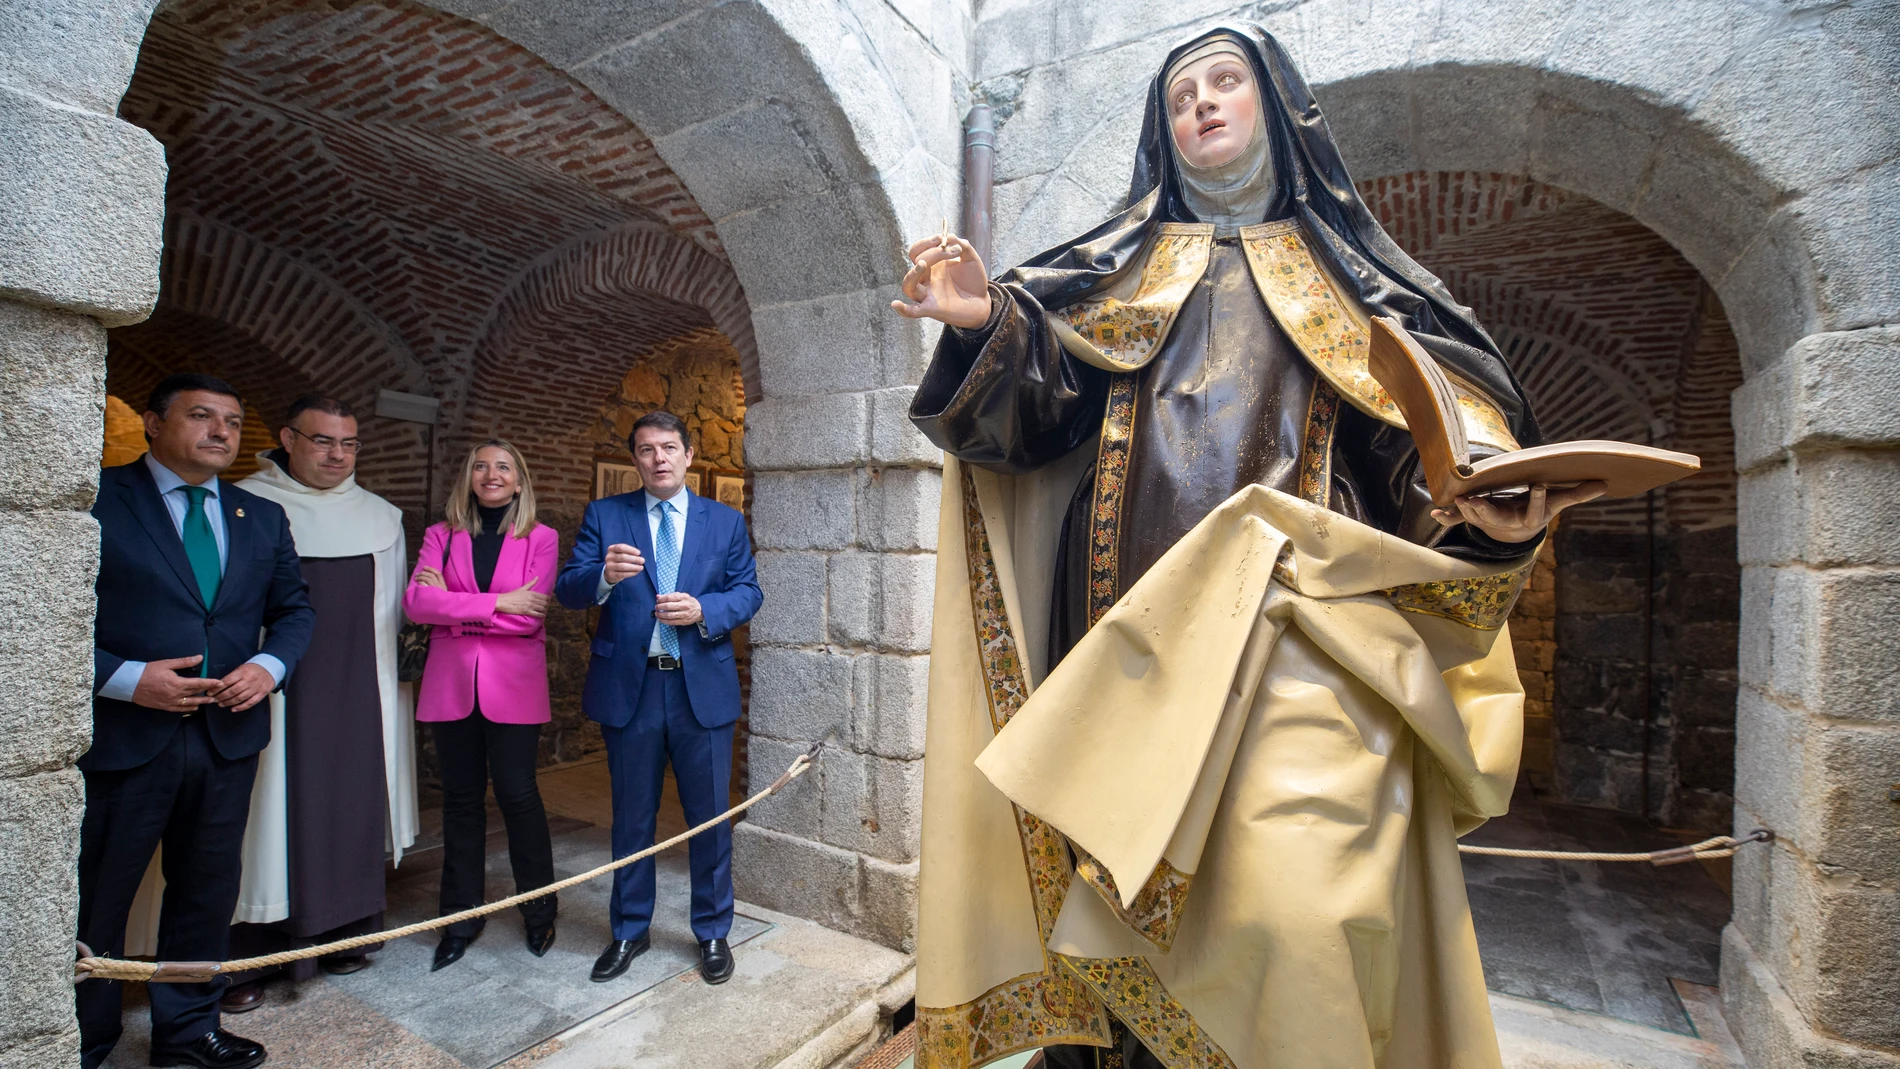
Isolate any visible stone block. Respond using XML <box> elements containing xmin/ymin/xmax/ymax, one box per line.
<box><xmin>1408</xmin><ymin>64</ymin><xmax>1536</xmax><ymax>175</ymax></box>
<box><xmin>732</xmin><ymin>821</ymin><xmax>858</xmax><ymax>935</ymax></box>
<box><xmin>748</xmin><ymin>647</ymin><xmax>853</xmax><ymax>743</ymax></box>
<box><xmin>0</xmin><ymin>510</ymin><xmax>97</xmax><ymax>776</ymax></box>
<box><xmin>753</xmin><ymin>287</ymin><xmax>921</xmax><ymax>399</ymax></box>
<box><xmin>1633</xmin><ymin>122</ymin><xmax>1780</xmax><ymax>288</ymax></box>
<box><xmin>1737</xmin><ymin>566</ymin><xmax>1772</xmax><ymax>688</ymax></box>
<box><xmin>1547</xmin><ymin>0</ymin><xmax>1776</xmax><ymax>116</ymax></box>
<box><xmin>1735</xmin><ymin>327</ymin><xmax>1900</xmax><ymax>472</ymax></box>
<box><xmin>857</xmin><ymin>853</ymin><xmax>919</xmax><ymax>952</ymax></box>
<box><xmin>744</xmin><ymin>394</ymin><xmax>868</xmax><ymax>472</ymax></box>
<box><xmin>1718</xmin><ymin>203</ymin><xmax>1821</xmax><ymax>373</ymax></box>
<box><xmin>749</xmin><ymin>550</ymin><xmax>829</xmax><ymax>646</ymax></box>
<box><xmin>990</xmin><ymin>171</ymin><xmax>1125</xmax><ymax>279</ymax></box>
<box><xmin>1721</xmin><ymin>922</ymin><xmax>1900</xmax><ymax>1069</ymax></box>
<box><xmin>986</xmin><ymin>37</ymin><xmax>1158</xmax><ymax>184</ymax></box>
<box><xmin>1315</xmin><ymin>70</ymin><xmax>1420</xmax><ymax>184</ymax></box>
<box><xmin>829</xmin><ymin>551</ymin><xmax>935</xmax><ymax>652</ymax></box>
<box><xmin>1734</xmin><ymin>692</ymin><xmax>1803</xmax><ymax>853</ymax></box>
<box><xmin>1525</xmin><ymin>85</ymin><xmax>1660</xmax><ymax>215</ymax></box>
<box><xmin>0</xmin><ymin>1026</ymin><xmax>79</xmax><ymax>1069</ymax></box>
<box><xmin>1805</xmin><ymin>569</ymin><xmax>1900</xmax><ymax>724</ymax></box>
<box><xmin>0</xmin><ymin>0</ymin><xmax>159</xmax><ymax>114</ymax></box>
<box><xmin>970</xmin><ymin>3</ymin><xmax>1051</xmax><ymax>81</ymax></box>
<box><xmin>750</xmin><ymin>470</ymin><xmax>857</xmax><ymax>551</ymax></box>
<box><xmin>858</xmin><ymin>467</ymin><xmax>941</xmax><ymax>553</ymax></box>
<box><xmin>481</xmin><ymin>0</ymin><xmax>710</xmax><ymax>70</ymax></box>
<box><xmin>817</xmin><ymin>748</ymin><xmax>923</xmax><ymax>864</ymax></box>
<box><xmin>869</xmin><ymin>386</ymin><xmax>940</xmax><ymax>467</ymax></box>
<box><xmin>651</xmin><ymin>98</ymin><xmax>837</xmax><ymax>222</ymax></box>
<box><xmin>850</xmin><ymin>653</ymin><xmax>929</xmax><ymax>760</ymax></box>
<box><xmin>717</xmin><ymin>182</ymin><xmax>905</xmax><ymax>307</ymax></box>
<box><xmin>0</xmin><ymin>301</ymin><xmax>105</xmax><ymax>511</ymax></box>
<box><xmin>0</xmin><ymin>86</ymin><xmax>165</xmax><ymax>326</ymax></box>
<box><xmin>0</xmin><ymin>769</ymin><xmax>84</xmax><ymax>1044</ymax></box>
<box><xmin>745</xmin><ymin>735</ymin><xmax>824</xmax><ymax>841</ymax></box>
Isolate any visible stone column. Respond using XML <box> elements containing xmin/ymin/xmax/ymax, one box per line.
<box><xmin>733</xmin><ymin>295</ymin><xmax>940</xmax><ymax>951</ymax></box>
<box><xmin>1725</xmin><ymin>326</ymin><xmax>1900</xmax><ymax>1067</ymax></box>
<box><xmin>0</xmin><ymin>17</ymin><xmax>168</xmax><ymax>1059</ymax></box>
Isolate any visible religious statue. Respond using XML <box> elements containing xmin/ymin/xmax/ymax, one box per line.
<box><xmin>894</xmin><ymin>25</ymin><xmax>1609</xmax><ymax>1069</ymax></box>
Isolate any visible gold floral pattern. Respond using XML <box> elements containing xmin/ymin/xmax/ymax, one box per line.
<box><xmin>1381</xmin><ymin>553</ymin><xmax>1538</xmax><ymax>630</ymax></box>
<box><xmin>1074</xmin><ymin>848</ymin><xmax>1195</xmax><ymax>952</ymax></box>
<box><xmin>915</xmin><ymin>469</ymin><xmax>1112</xmax><ymax>1069</ymax></box>
<box><xmin>1089</xmin><ymin>372</ymin><xmax>1140</xmax><ymax>626</ymax></box>
<box><xmin>1298</xmin><ymin>381</ymin><xmax>1341</xmax><ymax>506</ymax></box>
<box><xmin>917</xmin><ymin>970</ymin><xmax>1113</xmax><ymax>1069</ymax></box>
<box><xmin>1058</xmin><ymin>955</ymin><xmax>1238</xmax><ymax>1069</ymax></box>
<box><xmin>1055</xmin><ymin>226</ymin><xmax>1212</xmax><ymax>372</ymax></box>
<box><xmin>1239</xmin><ymin>220</ymin><xmax>1517</xmax><ymax>453</ymax></box>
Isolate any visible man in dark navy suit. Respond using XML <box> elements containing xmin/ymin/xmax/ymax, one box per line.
<box><xmin>80</xmin><ymin>374</ymin><xmax>314</xmax><ymax>1069</ymax></box>
<box><xmin>556</xmin><ymin>411</ymin><xmax>761</xmax><ymax>985</ymax></box>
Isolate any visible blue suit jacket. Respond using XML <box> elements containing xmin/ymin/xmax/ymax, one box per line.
<box><xmin>555</xmin><ymin>491</ymin><xmax>762</xmax><ymax>730</ymax></box>
<box><xmin>87</xmin><ymin>460</ymin><xmax>315</xmax><ymax>771</ymax></box>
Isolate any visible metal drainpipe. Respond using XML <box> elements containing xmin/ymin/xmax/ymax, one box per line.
<box><xmin>963</xmin><ymin>105</ymin><xmax>995</xmax><ymax>268</ymax></box>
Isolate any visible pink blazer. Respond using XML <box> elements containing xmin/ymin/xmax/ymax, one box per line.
<box><xmin>404</xmin><ymin>521</ymin><xmax>559</xmax><ymax>724</ymax></box>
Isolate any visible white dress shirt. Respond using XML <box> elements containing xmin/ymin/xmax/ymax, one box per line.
<box><xmin>595</xmin><ymin>485</ymin><xmax>703</xmax><ymax>654</ymax></box>
<box><xmin>98</xmin><ymin>453</ymin><xmax>289</xmax><ymax>700</ymax></box>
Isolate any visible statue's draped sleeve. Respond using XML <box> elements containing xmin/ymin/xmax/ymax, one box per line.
<box><xmin>911</xmin><ymin>282</ymin><xmax>1109</xmax><ymax>475</ymax></box>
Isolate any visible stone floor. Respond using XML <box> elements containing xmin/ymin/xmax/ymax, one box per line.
<box><xmin>98</xmin><ymin>767</ymin><xmax>1743</xmax><ymax>1069</ymax></box>
<box><xmin>1462</xmin><ymin>790</ymin><xmax>1733</xmax><ymax>1035</ymax></box>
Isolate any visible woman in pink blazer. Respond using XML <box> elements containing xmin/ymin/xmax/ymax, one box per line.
<box><xmin>404</xmin><ymin>439</ymin><xmax>560</xmax><ymax>971</ymax></box>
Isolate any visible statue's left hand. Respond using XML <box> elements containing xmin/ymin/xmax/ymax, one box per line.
<box><xmin>1432</xmin><ymin>482</ymin><xmax>1606</xmax><ymax>544</ymax></box>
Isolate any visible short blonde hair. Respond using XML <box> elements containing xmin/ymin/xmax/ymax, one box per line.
<box><xmin>445</xmin><ymin>438</ymin><xmax>538</xmax><ymax>538</ymax></box>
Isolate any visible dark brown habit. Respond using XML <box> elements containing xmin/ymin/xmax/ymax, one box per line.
<box><xmin>230</xmin><ymin>554</ymin><xmax>387</xmax><ymax>977</ymax></box>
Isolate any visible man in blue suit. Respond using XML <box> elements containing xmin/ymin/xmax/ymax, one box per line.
<box><xmin>80</xmin><ymin>374</ymin><xmax>314</xmax><ymax>1069</ymax></box>
<box><xmin>556</xmin><ymin>411</ymin><xmax>762</xmax><ymax>985</ymax></box>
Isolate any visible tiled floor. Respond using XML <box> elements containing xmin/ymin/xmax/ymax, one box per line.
<box><xmin>1462</xmin><ymin>789</ymin><xmax>1732</xmax><ymax>1035</ymax></box>
<box><xmin>103</xmin><ymin>758</ymin><xmax>770</xmax><ymax>1069</ymax></box>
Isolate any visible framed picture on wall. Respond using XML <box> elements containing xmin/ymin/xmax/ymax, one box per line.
<box><xmin>683</xmin><ymin>469</ymin><xmax>703</xmax><ymax>496</ymax></box>
<box><xmin>594</xmin><ymin>459</ymin><xmax>642</xmax><ymax>499</ymax></box>
<box><xmin>712</xmin><ymin>473</ymin><xmax>746</xmax><ymax>513</ymax></box>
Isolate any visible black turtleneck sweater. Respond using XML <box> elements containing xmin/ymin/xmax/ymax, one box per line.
<box><xmin>472</xmin><ymin>502</ymin><xmax>511</xmax><ymax>592</ymax></box>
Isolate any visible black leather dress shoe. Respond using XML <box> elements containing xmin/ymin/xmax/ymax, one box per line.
<box><xmin>698</xmin><ymin>938</ymin><xmax>734</xmax><ymax>984</ymax></box>
<box><xmin>319</xmin><ymin>954</ymin><xmax>370</xmax><ymax>976</ymax></box>
<box><xmin>526</xmin><ymin>920</ymin><xmax>556</xmax><ymax>957</ymax></box>
<box><xmin>148</xmin><ymin>1028</ymin><xmax>267</xmax><ymax>1069</ymax></box>
<box><xmin>590</xmin><ymin>936</ymin><xmax>650</xmax><ymax>982</ymax></box>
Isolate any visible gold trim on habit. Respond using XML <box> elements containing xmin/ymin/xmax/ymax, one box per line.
<box><xmin>1057</xmin><ymin>955</ymin><xmax>1239</xmax><ymax>1069</ymax></box>
<box><xmin>1088</xmin><ymin>372</ymin><xmax>1140</xmax><ymax>627</ymax></box>
<box><xmin>1050</xmin><ymin>224</ymin><xmax>1213</xmax><ymax>373</ymax></box>
<box><xmin>914</xmin><ymin>470</ymin><xmax>1113</xmax><ymax>1069</ymax></box>
<box><xmin>1238</xmin><ymin>220</ymin><xmax>1517</xmax><ymax>453</ymax></box>
<box><xmin>1298</xmin><ymin>380</ymin><xmax>1342</xmax><ymax>507</ymax></box>
<box><xmin>1381</xmin><ymin>552</ymin><xmax>1538</xmax><ymax>631</ymax></box>
<box><xmin>1073</xmin><ymin>848</ymin><xmax>1195</xmax><ymax>952</ymax></box>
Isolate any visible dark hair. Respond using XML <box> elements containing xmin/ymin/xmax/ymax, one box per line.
<box><xmin>284</xmin><ymin>394</ymin><xmax>356</xmax><ymax>426</ymax></box>
<box><xmin>629</xmin><ymin>410</ymin><xmax>691</xmax><ymax>452</ymax></box>
<box><xmin>147</xmin><ymin>373</ymin><xmax>241</xmax><ymax>417</ymax></box>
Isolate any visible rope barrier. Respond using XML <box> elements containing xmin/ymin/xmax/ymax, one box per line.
<box><xmin>73</xmin><ymin>740</ymin><xmax>826</xmax><ymax>985</ymax></box>
<box><xmin>1458</xmin><ymin>828</ymin><xmax>1773</xmax><ymax>866</ymax></box>
<box><xmin>72</xmin><ymin>742</ymin><xmax>1772</xmax><ymax>985</ymax></box>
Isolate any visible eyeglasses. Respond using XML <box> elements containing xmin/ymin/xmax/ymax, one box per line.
<box><xmin>287</xmin><ymin>426</ymin><xmax>362</xmax><ymax>454</ymax></box>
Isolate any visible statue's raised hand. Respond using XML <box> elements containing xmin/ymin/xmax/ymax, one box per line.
<box><xmin>891</xmin><ymin>233</ymin><xmax>992</xmax><ymax>329</ymax></box>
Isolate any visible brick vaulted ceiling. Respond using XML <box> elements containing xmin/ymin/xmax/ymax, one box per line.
<box><xmin>1359</xmin><ymin>172</ymin><xmax>1742</xmax><ymax>533</ymax></box>
<box><xmin>109</xmin><ymin>0</ymin><xmax>750</xmax><ymax>514</ymax></box>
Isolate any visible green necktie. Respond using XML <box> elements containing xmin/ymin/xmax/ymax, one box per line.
<box><xmin>181</xmin><ymin>485</ymin><xmax>222</xmax><ymax>609</ymax></box>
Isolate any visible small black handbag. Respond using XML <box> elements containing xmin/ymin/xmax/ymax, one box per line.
<box><xmin>396</xmin><ymin>531</ymin><xmax>451</xmax><ymax>682</ymax></box>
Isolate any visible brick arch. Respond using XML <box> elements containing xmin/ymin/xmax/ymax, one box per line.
<box><xmin>472</xmin><ymin>225</ymin><xmax>757</xmax><ymax>402</ymax></box>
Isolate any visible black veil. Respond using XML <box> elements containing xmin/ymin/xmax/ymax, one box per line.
<box><xmin>996</xmin><ymin>24</ymin><xmax>1541</xmax><ymax>444</ymax></box>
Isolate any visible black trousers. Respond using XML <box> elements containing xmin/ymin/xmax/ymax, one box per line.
<box><xmin>433</xmin><ymin>709</ymin><xmax>555</xmax><ymax>937</ymax></box>
<box><xmin>76</xmin><ymin>717</ymin><xmax>259</xmax><ymax>1068</ymax></box>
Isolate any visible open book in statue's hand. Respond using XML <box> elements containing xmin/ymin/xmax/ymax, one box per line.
<box><xmin>1367</xmin><ymin>316</ymin><xmax>1701</xmax><ymax>509</ymax></box>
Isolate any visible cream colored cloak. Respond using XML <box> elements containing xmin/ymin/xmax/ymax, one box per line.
<box><xmin>914</xmin><ymin>460</ymin><xmax>1532</xmax><ymax>1069</ymax></box>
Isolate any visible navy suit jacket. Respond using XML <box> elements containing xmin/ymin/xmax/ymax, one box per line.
<box><xmin>555</xmin><ymin>491</ymin><xmax>762</xmax><ymax>730</ymax></box>
<box><xmin>86</xmin><ymin>460</ymin><xmax>315</xmax><ymax>771</ymax></box>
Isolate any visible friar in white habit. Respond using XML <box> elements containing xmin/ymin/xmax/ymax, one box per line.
<box><xmin>220</xmin><ymin>394</ymin><xmax>420</xmax><ymax>1002</ymax></box>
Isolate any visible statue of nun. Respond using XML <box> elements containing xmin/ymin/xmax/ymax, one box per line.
<box><xmin>896</xmin><ymin>25</ymin><xmax>1602</xmax><ymax>1069</ymax></box>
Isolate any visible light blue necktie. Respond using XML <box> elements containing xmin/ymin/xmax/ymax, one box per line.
<box><xmin>653</xmin><ymin>498</ymin><xmax>682</xmax><ymax>658</ymax></box>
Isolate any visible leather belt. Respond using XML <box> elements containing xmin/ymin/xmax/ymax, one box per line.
<box><xmin>648</xmin><ymin>654</ymin><xmax>681</xmax><ymax>671</ymax></box>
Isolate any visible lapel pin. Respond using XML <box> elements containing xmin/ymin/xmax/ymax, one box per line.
<box><xmin>235</xmin><ymin>507</ymin><xmax>245</xmax><ymax>518</ymax></box>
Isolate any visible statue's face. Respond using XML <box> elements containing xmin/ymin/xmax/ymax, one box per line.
<box><xmin>1167</xmin><ymin>52</ymin><xmax>1259</xmax><ymax>170</ymax></box>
